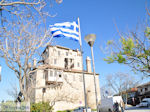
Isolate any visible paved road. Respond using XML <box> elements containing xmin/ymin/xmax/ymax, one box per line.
<box><xmin>125</xmin><ymin>106</ymin><xmax>150</xmax><ymax>112</ymax></box>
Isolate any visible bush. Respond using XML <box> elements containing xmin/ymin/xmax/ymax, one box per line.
<box><xmin>57</xmin><ymin>110</ymin><xmax>72</xmax><ymax>112</ymax></box>
<box><xmin>30</xmin><ymin>102</ymin><xmax>53</xmax><ymax>112</ymax></box>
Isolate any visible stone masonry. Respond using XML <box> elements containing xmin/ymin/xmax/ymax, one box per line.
<box><xmin>29</xmin><ymin>45</ymin><xmax>101</xmax><ymax>111</ymax></box>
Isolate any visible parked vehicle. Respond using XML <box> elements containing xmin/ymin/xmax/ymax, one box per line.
<box><xmin>136</xmin><ymin>98</ymin><xmax>150</xmax><ymax>107</ymax></box>
<box><xmin>73</xmin><ymin>107</ymin><xmax>91</xmax><ymax>112</ymax></box>
<box><xmin>99</xmin><ymin>96</ymin><xmax>124</xmax><ymax>112</ymax></box>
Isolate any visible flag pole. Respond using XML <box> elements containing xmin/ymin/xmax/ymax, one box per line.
<box><xmin>77</xmin><ymin>17</ymin><xmax>88</xmax><ymax>112</ymax></box>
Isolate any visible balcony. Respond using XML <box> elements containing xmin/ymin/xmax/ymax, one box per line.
<box><xmin>46</xmin><ymin>76</ymin><xmax>63</xmax><ymax>86</ymax></box>
<box><xmin>48</xmin><ymin>77</ymin><xmax>63</xmax><ymax>82</ymax></box>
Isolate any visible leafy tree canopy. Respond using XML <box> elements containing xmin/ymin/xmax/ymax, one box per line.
<box><xmin>104</xmin><ymin>17</ymin><xmax>150</xmax><ymax>77</ymax></box>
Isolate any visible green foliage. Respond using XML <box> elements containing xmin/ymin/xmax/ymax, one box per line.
<box><xmin>117</xmin><ymin>54</ymin><xmax>126</xmax><ymax>63</ymax></box>
<box><xmin>104</xmin><ymin>54</ymin><xmax>126</xmax><ymax>64</ymax></box>
<box><xmin>1</xmin><ymin>101</ymin><xmax>16</xmax><ymax>111</ymax></box>
<box><xmin>104</xmin><ymin>24</ymin><xmax>150</xmax><ymax>75</ymax></box>
<box><xmin>144</xmin><ymin>49</ymin><xmax>150</xmax><ymax>56</ymax></box>
<box><xmin>104</xmin><ymin>56</ymin><xmax>115</xmax><ymax>64</ymax></box>
<box><xmin>107</xmin><ymin>40</ymin><xmax>114</xmax><ymax>45</ymax></box>
<box><xmin>0</xmin><ymin>101</ymin><xmax>29</xmax><ymax>111</ymax></box>
<box><xmin>145</xmin><ymin>27</ymin><xmax>150</xmax><ymax>38</ymax></box>
<box><xmin>91</xmin><ymin>109</ymin><xmax>97</xmax><ymax>111</ymax></box>
<box><xmin>104</xmin><ymin>37</ymin><xmax>136</xmax><ymax>64</ymax></box>
<box><xmin>57</xmin><ymin>110</ymin><xmax>72</xmax><ymax>112</ymax></box>
<box><xmin>121</xmin><ymin>37</ymin><xmax>135</xmax><ymax>55</ymax></box>
<box><xmin>30</xmin><ymin>102</ymin><xmax>53</xmax><ymax>112</ymax></box>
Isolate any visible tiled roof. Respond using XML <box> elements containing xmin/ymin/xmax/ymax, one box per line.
<box><xmin>137</xmin><ymin>82</ymin><xmax>150</xmax><ymax>88</ymax></box>
<box><xmin>37</xmin><ymin>64</ymin><xmax>99</xmax><ymax>75</ymax></box>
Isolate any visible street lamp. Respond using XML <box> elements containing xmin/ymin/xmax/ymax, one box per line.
<box><xmin>84</xmin><ymin>34</ymin><xmax>98</xmax><ymax>111</ymax></box>
<box><xmin>0</xmin><ymin>65</ymin><xmax>1</xmax><ymax>81</ymax></box>
<box><xmin>56</xmin><ymin>0</ymin><xmax>63</xmax><ymax>4</ymax></box>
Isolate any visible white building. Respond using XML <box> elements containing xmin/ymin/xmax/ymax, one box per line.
<box><xmin>137</xmin><ymin>82</ymin><xmax>150</xmax><ymax>101</ymax></box>
<box><xmin>29</xmin><ymin>45</ymin><xmax>101</xmax><ymax>111</ymax></box>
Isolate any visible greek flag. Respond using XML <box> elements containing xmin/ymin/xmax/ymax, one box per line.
<box><xmin>49</xmin><ymin>21</ymin><xmax>79</xmax><ymax>41</ymax></box>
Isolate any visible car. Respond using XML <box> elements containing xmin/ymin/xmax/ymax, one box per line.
<box><xmin>136</xmin><ymin>98</ymin><xmax>150</xmax><ymax>107</ymax></box>
<box><xmin>138</xmin><ymin>100</ymin><xmax>149</xmax><ymax>107</ymax></box>
<box><xmin>73</xmin><ymin>107</ymin><xmax>91</xmax><ymax>112</ymax></box>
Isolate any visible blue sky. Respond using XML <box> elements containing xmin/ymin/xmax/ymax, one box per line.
<box><xmin>0</xmin><ymin>0</ymin><xmax>150</xmax><ymax>101</ymax></box>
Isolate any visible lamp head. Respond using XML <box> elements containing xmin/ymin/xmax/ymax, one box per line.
<box><xmin>84</xmin><ymin>34</ymin><xmax>96</xmax><ymax>47</ymax></box>
<box><xmin>56</xmin><ymin>0</ymin><xmax>63</xmax><ymax>4</ymax></box>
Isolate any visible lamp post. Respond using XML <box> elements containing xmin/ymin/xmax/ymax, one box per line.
<box><xmin>0</xmin><ymin>65</ymin><xmax>1</xmax><ymax>81</ymax></box>
<box><xmin>84</xmin><ymin>34</ymin><xmax>98</xmax><ymax>112</ymax></box>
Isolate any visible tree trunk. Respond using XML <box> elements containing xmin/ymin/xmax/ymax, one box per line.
<box><xmin>19</xmin><ymin>75</ymin><xmax>30</xmax><ymax>102</ymax></box>
<box><xmin>126</xmin><ymin>93</ymin><xmax>128</xmax><ymax>106</ymax></box>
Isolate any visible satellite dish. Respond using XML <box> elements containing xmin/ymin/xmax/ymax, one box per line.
<box><xmin>56</xmin><ymin>0</ymin><xmax>63</xmax><ymax>4</ymax></box>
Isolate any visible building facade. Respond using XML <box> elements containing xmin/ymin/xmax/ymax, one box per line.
<box><xmin>137</xmin><ymin>82</ymin><xmax>150</xmax><ymax>101</ymax></box>
<box><xmin>29</xmin><ymin>45</ymin><xmax>101</xmax><ymax>111</ymax></box>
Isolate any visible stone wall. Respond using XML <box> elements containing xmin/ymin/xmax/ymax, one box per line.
<box><xmin>31</xmin><ymin>45</ymin><xmax>101</xmax><ymax>111</ymax></box>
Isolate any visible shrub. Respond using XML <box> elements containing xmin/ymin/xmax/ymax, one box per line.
<box><xmin>30</xmin><ymin>102</ymin><xmax>53</xmax><ymax>112</ymax></box>
<box><xmin>57</xmin><ymin>110</ymin><xmax>72</xmax><ymax>112</ymax></box>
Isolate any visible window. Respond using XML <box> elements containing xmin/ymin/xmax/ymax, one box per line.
<box><xmin>64</xmin><ymin>58</ymin><xmax>74</xmax><ymax>69</ymax></box>
<box><xmin>59</xmin><ymin>74</ymin><xmax>62</xmax><ymax>78</ymax></box>
<box><xmin>145</xmin><ymin>88</ymin><xmax>148</xmax><ymax>91</ymax></box>
<box><xmin>58</xmin><ymin>51</ymin><xmax>61</xmax><ymax>56</ymax></box>
<box><xmin>43</xmin><ymin>74</ymin><xmax>45</xmax><ymax>79</ymax></box>
<box><xmin>54</xmin><ymin>71</ymin><xmax>57</xmax><ymax>77</ymax></box>
<box><xmin>53</xmin><ymin>49</ymin><xmax>56</xmax><ymax>52</ymax></box>
<box><xmin>70</xmin><ymin>59</ymin><xmax>74</xmax><ymax>69</ymax></box>
<box><xmin>58</xmin><ymin>72</ymin><xmax>61</xmax><ymax>78</ymax></box>
<box><xmin>66</xmin><ymin>52</ymin><xmax>68</xmax><ymax>56</ymax></box>
<box><xmin>50</xmin><ymin>71</ymin><xmax>53</xmax><ymax>77</ymax></box>
<box><xmin>64</xmin><ymin>58</ymin><xmax>68</xmax><ymax>69</ymax></box>
<box><xmin>54</xmin><ymin>59</ymin><xmax>57</xmax><ymax>64</ymax></box>
<box><xmin>77</xmin><ymin>62</ymin><xmax>80</xmax><ymax>67</ymax></box>
<box><xmin>44</xmin><ymin>70</ymin><xmax>48</xmax><ymax>79</ymax></box>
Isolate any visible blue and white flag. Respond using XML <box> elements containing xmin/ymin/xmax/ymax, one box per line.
<box><xmin>49</xmin><ymin>21</ymin><xmax>79</xmax><ymax>41</ymax></box>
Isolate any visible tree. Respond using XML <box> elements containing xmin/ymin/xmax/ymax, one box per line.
<box><xmin>0</xmin><ymin>0</ymin><xmax>62</xmax><ymax>28</ymax></box>
<box><xmin>104</xmin><ymin>12</ymin><xmax>150</xmax><ymax>77</ymax></box>
<box><xmin>105</xmin><ymin>73</ymin><xmax>138</xmax><ymax>95</ymax></box>
<box><xmin>105</xmin><ymin>73</ymin><xmax>138</xmax><ymax>104</ymax></box>
<box><xmin>0</xmin><ymin>0</ymin><xmax>61</xmax><ymax>19</ymax></box>
<box><xmin>0</xmin><ymin>0</ymin><xmax>62</xmax><ymax>42</ymax></box>
<box><xmin>0</xmin><ymin>17</ymin><xmax>52</xmax><ymax>101</ymax></box>
<box><xmin>100</xmin><ymin>85</ymin><xmax>114</xmax><ymax>99</ymax></box>
<box><xmin>46</xmin><ymin>87</ymin><xmax>79</xmax><ymax>106</ymax></box>
<box><xmin>6</xmin><ymin>81</ymin><xmax>19</xmax><ymax>101</ymax></box>
<box><xmin>0</xmin><ymin>0</ymin><xmax>63</xmax><ymax>102</ymax></box>
<box><xmin>30</xmin><ymin>102</ymin><xmax>53</xmax><ymax>112</ymax></box>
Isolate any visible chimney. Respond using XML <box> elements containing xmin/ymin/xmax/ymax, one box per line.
<box><xmin>33</xmin><ymin>58</ymin><xmax>37</xmax><ymax>68</ymax></box>
<box><xmin>86</xmin><ymin>56</ymin><xmax>92</xmax><ymax>73</ymax></box>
